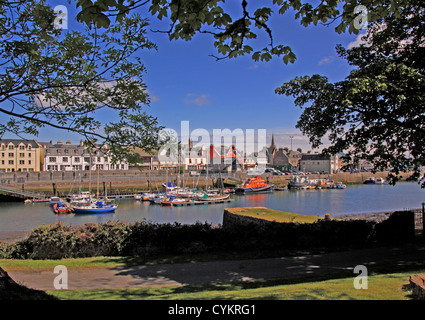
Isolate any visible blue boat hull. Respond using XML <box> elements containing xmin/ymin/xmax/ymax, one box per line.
<box><xmin>72</xmin><ymin>206</ymin><xmax>117</xmax><ymax>214</ymax></box>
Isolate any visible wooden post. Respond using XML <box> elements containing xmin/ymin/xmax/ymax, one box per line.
<box><xmin>421</xmin><ymin>202</ymin><xmax>425</xmax><ymax>238</ymax></box>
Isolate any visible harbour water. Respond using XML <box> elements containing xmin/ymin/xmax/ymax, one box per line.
<box><xmin>0</xmin><ymin>182</ymin><xmax>424</xmax><ymax>232</ymax></box>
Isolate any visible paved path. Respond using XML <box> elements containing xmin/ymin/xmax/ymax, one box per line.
<box><xmin>5</xmin><ymin>243</ymin><xmax>425</xmax><ymax>291</ymax></box>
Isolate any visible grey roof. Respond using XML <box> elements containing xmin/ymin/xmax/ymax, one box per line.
<box><xmin>300</xmin><ymin>153</ymin><xmax>331</xmax><ymax>161</ymax></box>
<box><xmin>0</xmin><ymin>139</ymin><xmax>41</xmax><ymax>148</ymax></box>
<box><xmin>44</xmin><ymin>142</ymin><xmax>90</xmax><ymax>156</ymax></box>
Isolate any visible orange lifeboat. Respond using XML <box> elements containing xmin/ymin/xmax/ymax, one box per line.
<box><xmin>235</xmin><ymin>175</ymin><xmax>273</xmax><ymax>193</ymax></box>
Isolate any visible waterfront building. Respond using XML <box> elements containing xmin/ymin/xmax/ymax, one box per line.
<box><xmin>299</xmin><ymin>153</ymin><xmax>340</xmax><ymax>173</ymax></box>
<box><xmin>0</xmin><ymin>139</ymin><xmax>43</xmax><ymax>172</ymax></box>
<box><xmin>43</xmin><ymin>140</ymin><xmax>129</xmax><ymax>171</ymax></box>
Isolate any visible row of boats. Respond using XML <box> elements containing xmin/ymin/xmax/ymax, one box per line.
<box><xmin>49</xmin><ymin>191</ymin><xmax>118</xmax><ymax>214</ymax></box>
<box><xmin>134</xmin><ymin>175</ymin><xmax>277</xmax><ymax>206</ymax></box>
<box><xmin>287</xmin><ymin>176</ymin><xmax>347</xmax><ymax>190</ymax></box>
<box><xmin>47</xmin><ymin>175</ymin><xmax>276</xmax><ymax>214</ymax></box>
<box><xmin>47</xmin><ymin>175</ymin><xmax>348</xmax><ymax>214</ymax></box>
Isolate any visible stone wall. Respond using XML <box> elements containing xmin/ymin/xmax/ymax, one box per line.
<box><xmin>222</xmin><ymin>209</ymin><xmax>416</xmax><ymax>248</ymax></box>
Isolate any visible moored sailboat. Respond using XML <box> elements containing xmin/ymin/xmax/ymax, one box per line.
<box><xmin>72</xmin><ymin>200</ymin><xmax>117</xmax><ymax>214</ymax></box>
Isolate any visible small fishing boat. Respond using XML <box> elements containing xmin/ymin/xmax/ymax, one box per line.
<box><xmin>134</xmin><ymin>192</ymin><xmax>156</xmax><ymax>201</ymax></box>
<box><xmin>52</xmin><ymin>202</ymin><xmax>72</xmax><ymax>214</ymax></box>
<box><xmin>163</xmin><ymin>182</ymin><xmax>179</xmax><ymax>193</ymax></box>
<box><xmin>142</xmin><ymin>192</ymin><xmax>157</xmax><ymax>201</ymax></box>
<box><xmin>196</xmin><ymin>192</ymin><xmax>231</xmax><ymax>201</ymax></box>
<box><xmin>49</xmin><ymin>196</ymin><xmax>62</xmax><ymax>207</ymax></box>
<box><xmin>66</xmin><ymin>190</ymin><xmax>92</xmax><ymax>202</ymax></box>
<box><xmin>148</xmin><ymin>193</ymin><xmax>166</xmax><ymax>204</ymax></box>
<box><xmin>288</xmin><ymin>175</ymin><xmax>320</xmax><ymax>190</ymax></box>
<box><xmin>375</xmin><ymin>177</ymin><xmax>385</xmax><ymax>184</ymax></box>
<box><xmin>134</xmin><ymin>194</ymin><xmax>142</xmax><ymax>200</ymax></box>
<box><xmin>332</xmin><ymin>182</ymin><xmax>347</xmax><ymax>189</ymax></box>
<box><xmin>363</xmin><ymin>177</ymin><xmax>376</xmax><ymax>184</ymax></box>
<box><xmin>161</xmin><ymin>197</ymin><xmax>189</xmax><ymax>206</ymax></box>
<box><xmin>274</xmin><ymin>186</ymin><xmax>288</xmax><ymax>191</ymax></box>
<box><xmin>72</xmin><ymin>200</ymin><xmax>117</xmax><ymax>214</ymax></box>
<box><xmin>235</xmin><ymin>175</ymin><xmax>273</xmax><ymax>193</ymax></box>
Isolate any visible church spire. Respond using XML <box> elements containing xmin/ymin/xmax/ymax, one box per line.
<box><xmin>270</xmin><ymin>134</ymin><xmax>276</xmax><ymax>149</ymax></box>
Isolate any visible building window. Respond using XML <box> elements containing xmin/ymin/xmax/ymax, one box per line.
<box><xmin>62</xmin><ymin>157</ymin><xmax>68</xmax><ymax>162</ymax></box>
<box><xmin>8</xmin><ymin>145</ymin><xmax>14</xmax><ymax>150</ymax></box>
<box><xmin>19</xmin><ymin>160</ymin><xmax>25</xmax><ymax>165</ymax></box>
<box><xmin>8</xmin><ymin>153</ymin><xmax>13</xmax><ymax>157</ymax></box>
<box><xmin>8</xmin><ymin>160</ymin><xmax>13</xmax><ymax>165</ymax></box>
<box><xmin>49</xmin><ymin>157</ymin><xmax>56</xmax><ymax>162</ymax></box>
<box><xmin>74</xmin><ymin>157</ymin><xmax>80</xmax><ymax>163</ymax></box>
<box><xmin>19</xmin><ymin>153</ymin><xmax>24</xmax><ymax>157</ymax></box>
<box><xmin>19</xmin><ymin>145</ymin><xmax>25</xmax><ymax>150</ymax></box>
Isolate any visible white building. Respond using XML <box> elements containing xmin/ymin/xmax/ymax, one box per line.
<box><xmin>43</xmin><ymin>140</ymin><xmax>128</xmax><ymax>171</ymax></box>
<box><xmin>299</xmin><ymin>153</ymin><xmax>340</xmax><ymax>173</ymax></box>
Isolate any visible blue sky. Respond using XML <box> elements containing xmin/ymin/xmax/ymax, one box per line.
<box><xmin>4</xmin><ymin>1</ymin><xmax>365</xmax><ymax>152</ymax></box>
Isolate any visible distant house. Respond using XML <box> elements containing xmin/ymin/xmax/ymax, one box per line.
<box><xmin>299</xmin><ymin>153</ymin><xmax>340</xmax><ymax>173</ymax></box>
<box><xmin>127</xmin><ymin>147</ymin><xmax>154</xmax><ymax>170</ymax></box>
<box><xmin>0</xmin><ymin>139</ymin><xmax>43</xmax><ymax>172</ymax></box>
<box><xmin>206</xmin><ymin>144</ymin><xmax>243</xmax><ymax>172</ymax></box>
<box><xmin>266</xmin><ymin>134</ymin><xmax>294</xmax><ymax>172</ymax></box>
<box><xmin>185</xmin><ymin>141</ymin><xmax>207</xmax><ymax>171</ymax></box>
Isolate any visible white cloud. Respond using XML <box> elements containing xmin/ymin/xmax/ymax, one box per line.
<box><xmin>184</xmin><ymin>93</ymin><xmax>212</xmax><ymax>106</ymax></box>
<box><xmin>318</xmin><ymin>56</ymin><xmax>335</xmax><ymax>66</ymax></box>
<box><xmin>347</xmin><ymin>32</ymin><xmax>369</xmax><ymax>49</ymax></box>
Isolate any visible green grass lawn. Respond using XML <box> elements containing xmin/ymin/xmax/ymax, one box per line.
<box><xmin>47</xmin><ymin>271</ymin><xmax>418</xmax><ymax>300</ymax></box>
<box><xmin>1</xmin><ymin>256</ymin><xmax>421</xmax><ymax>300</ymax></box>
<box><xmin>226</xmin><ymin>207</ymin><xmax>322</xmax><ymax>223</ymax></box>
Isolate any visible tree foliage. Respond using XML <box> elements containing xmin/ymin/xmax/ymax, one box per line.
<box><xmin>0</xmin><ymin>0</ymin><xmax>162</xmax><ymax>161</ymax></box>
<box><xmin>2</xmin><ymin>0</ymin><xmax>423</xmax><ymax>168</ymax></box>
<box><xmin>75</xmin><ymin>0</ymin><xmax>411</xmax><ymax>65</ymax></box>
<box><xmin>276</xmin><ymin>1</ymin><xmax>425</xmax><ymax>184</ymax></box>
